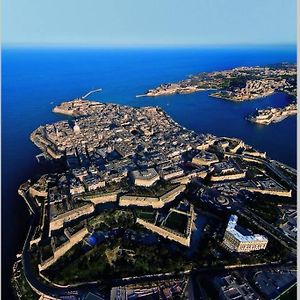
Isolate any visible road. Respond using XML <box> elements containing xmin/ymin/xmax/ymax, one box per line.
<box><xmin>238</xmin><ymin>208</ymin><xmax>297</xmax><ymax>256</ymax></box>
<box><xmin>225</xmin><ymin>152</ymin><xmax>297</xmax><ymax>191</ymax></box>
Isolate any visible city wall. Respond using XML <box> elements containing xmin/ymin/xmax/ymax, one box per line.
<box><xmin>119</xmin><ymin>185</ymin><xmax>186</xmax><ymax>208</ymax></box>
<box><xmin>50</xmin><ymin>203</ymin><xmax>94</xmax><ymax>231</ymax></box>
<box><xmin>136</xmin><ymin>218</ymin><xmax>190</xmax><ymax>247</ymax></box>
<box><xmin>210</xmin><ymin>172</ymin><xmax>246</xmax><ymax>182</ymax></box>
<box><xmin>29</xmin><ymin>186</ymin><xmax>48</xmax><ymax>198</ymax></box>
<box><xmin>85</xmin><ymin>192</ymin><xmax>118</xmax><ymax>205</ymax></box>
<box><xmin>39</xmin><ymin>227</ymin><xmax>89</xmax><ymax>271</ymax></box>
<box><xmin>244</xmin><ymin>187</ymin><xmax>292</xmax><ymax>197</ymax></box>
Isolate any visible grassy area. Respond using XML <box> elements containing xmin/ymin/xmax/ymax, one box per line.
<box><xmin>44</xmin><ymin>236</ymin><xmax>191</xmax><ymax>285</ymax></box>
<box><xmin>246</xmin><ymin>166</ymin><xmax>265</xmax><ymax>179</ymax></box>
<box><xmin>279</xmin><ymin>284</ymin><xmax>297</xmax><ymax>300</ymax></box>
<box><xmin>127</xmin><ymin>180</ymin><xmax>179</xmax><ymax>198</ymax></box>
<box><xmin>105</xmin><ymin>246</ymin><xmax>120</xmax><ymax>266</ymax></box>
<box><xmin>88</xmin><ymin>210</ymin><xmax>135</xmax><ymax>230</ymax></box>
<box><xmin>44</xmin><ymin>241</ymin><xmax>108</xmax><ymax>285</ymax></box>
<box><xmin>135</xmin><ymin>209</ymin><xmax>156</xmax><ymax>223</ymax></box>
<box><xmin>77</xmin><ymin>178</ymin><xmax>134</xmax><ymax>201</ymax></box>
<box><xmin>164</xmin><ymin>212</ymin><xmax>188</xmax><ymax>234</ymax></box>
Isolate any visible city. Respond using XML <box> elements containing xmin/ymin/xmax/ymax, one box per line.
<box><xmin>12</xmin><ymin>98</ymin><xmax>297</xmax><ymax>300</ymax></box>
<box><xmin>3</xmin><ymin>0</ymin><xmax>297</xmax><ymax>299</ymax></box>
<box><xmin>139</xmin><ymin>63</ymin><xmax>297</xmax><ymax>101</ymax></box>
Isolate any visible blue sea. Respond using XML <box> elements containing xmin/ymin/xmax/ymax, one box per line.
<box><xmin>1</xmin><ymin>46</ymin><xmax>297</xmax><ymax>298</ymax></box>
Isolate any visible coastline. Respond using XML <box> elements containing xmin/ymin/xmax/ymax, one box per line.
<box><xmin>137</xmin><ymin>63</ymin><xmax>296</xmax><ymax>102</ymax></box>
<box><xmin>136</xmin><ymin>88</ymin><xmax>216</xmax><ymax>98</ymax></box>
<box><xmin>209</xmin><ymin>91</ymin><xmax>276</xmax><ymax>102</ymax></box>
<box><xmin>3</xmin><ymin>47</ymin><xmax>297</xmax><ymax>300</ymax></box>
<box><xmin>16</xmin><ymin>98</ymin><xmax>297</xmax><ymax>295</ymax></box>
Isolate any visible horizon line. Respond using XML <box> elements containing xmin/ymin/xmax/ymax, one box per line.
<box><xmin>2</xmin><ymin>42</ymin><xmax>297</xmax><ymax>50</ymax></box>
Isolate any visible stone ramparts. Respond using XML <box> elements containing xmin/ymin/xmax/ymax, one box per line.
<box><xmin>210</xmin><ymin>172</ymin><xmax>246</xmax><ymax>182</ymax></box>
<box><xmin>85</xmin><ymin>192</ymin><xmax>118</xmax><ymax>205</ymax></box>
<box><xmin>119</xmin><ymin>185</ymin><xmax>186</xmax><ymax>208</ymax></box>
<box><xmin>244</xmin><ymin>187</ymin><xmax>292</xmax><ymax>197</ymax></box>
<box><xmin>39</xmin><ymin>227</ymin><xmax>89</xmax><ymax>271</ymax></box>
<box><xmin>136</xmin><ymin>218</ymin><xmax>190</xmax><ymax>247</ymax></box>
<box><xmin>50</xmin><ymin>203</ymin><xmax>94</xmax><ymax>231</ymax></box>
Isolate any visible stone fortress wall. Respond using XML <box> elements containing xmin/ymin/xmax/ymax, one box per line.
<box><xmin>136</xmin><ymin>218</ymin><xmax>191</xmax><ymax>247</ymax></box>
<box><xmin>50</xmin><ymin>203</ymin><xmax>94</xmax><ymax>232</ymax></box>
<box><xmin>119</xmin><ymin>185</ymin><xmax>186</xmax><ymax>208</ymax></box>
<box><xmin>39</xmin><ymin>227</ymin><xmax>89</xmax><ymax>271</ymax></box>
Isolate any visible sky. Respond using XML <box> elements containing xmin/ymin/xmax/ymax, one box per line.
<box><xmin>2</xmin><ymin>0</ymin><xmax>297</xmax><ymax>47</ymax></box>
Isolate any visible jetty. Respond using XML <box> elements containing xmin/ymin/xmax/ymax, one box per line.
<box><xmin>82</xmin><ymin>88</ymin><xmax>102</xmax><ymax>99</ymax></box>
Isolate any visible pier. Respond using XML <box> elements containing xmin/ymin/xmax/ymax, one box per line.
<box><xmin>82</xmin><ymin>88</ymin><xmax>102</xmax><ymax>99</ymax></box>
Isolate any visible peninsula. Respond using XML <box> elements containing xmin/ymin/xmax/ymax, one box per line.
<box><xmin>137</xmin><ymin>63</ymin><xmax>297</xmax><ymax>101</ymax></box>
<box><xmin>13</xmin><ymin>98</ymin><xmax>297</xmax><ymax>300</ymax></box>
<box><xmin>247</xmin><ymin>102</ymin><xmax>297</xmax><ymax>125</ymax></box>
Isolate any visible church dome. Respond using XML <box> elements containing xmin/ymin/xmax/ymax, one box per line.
<box><xmin>73</xmin><ymin>122</ymin><xmax>81</xmax><ymax>134</ymax></box>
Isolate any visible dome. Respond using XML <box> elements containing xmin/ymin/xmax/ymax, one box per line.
<box><xmin>73</xmin><ymin>122</ymin><xmax>81</xmax><ymax>134</ymax></box>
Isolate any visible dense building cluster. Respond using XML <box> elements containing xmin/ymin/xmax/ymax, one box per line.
<box><xmin>26</xmin><ymin>100</ymin><xmax>294</xmax><ymax>242</ymax></box>
<box><xmin>248</xmin><ymin>102</ymin><xmax>297</xmax><ymax>125</ymax></box>
<box><xmin>141</xmin><ymin>63</ymin><xmax>297</xmax><ymax>101</ymax></box>
<box><xmin>15</xmin><ymin>99</ymin><xmax>297</xmax><ymax>300</ymax></box>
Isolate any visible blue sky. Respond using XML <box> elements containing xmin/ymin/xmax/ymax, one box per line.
<box><xmin>2</xmin><ymin>0</ymin><xmax>297</xmax><ymax>46</ymax></box>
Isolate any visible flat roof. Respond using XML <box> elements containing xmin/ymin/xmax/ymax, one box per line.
<box><xmin>226</xmin><ymin>215</ymin><xmax>268</xmax><ymax>243</ymax></box>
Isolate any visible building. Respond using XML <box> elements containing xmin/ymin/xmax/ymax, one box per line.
<box><xmin>253</xmin><ymin>269</ymin><xmax>296</xmax><ymax>299</ymax></box>
<box><xmin>210</xmin><ymin>160</ymin><xmax>246</xmax><ymax>182</ymax></box>
<box><xmin>131</xmin><ymin>168</ymin><xmax>160</xmax><ymax>187</ymax></box>
<box><xmin>222</xmin><ymin>215</ymin><xmax>268</xmax><ymax>252</ymax></box>
<box><xmin>83</xmin><ymin>174</ymin><xmax>106</xmax><ymax>191</ymax></box>
<box><xmin>191</xmin><ymin>151</ymin><xmax>219</xmax><ymax>166</ymax></box>
<box><xmin>73</xmin><ymin>121</ymin><xmax>81</xmax><ymax>134</ymax></box>
<box><xmin>214</xmin><ymin>273</ymin><xmax>259</xmax><ymax>300</ymax></box>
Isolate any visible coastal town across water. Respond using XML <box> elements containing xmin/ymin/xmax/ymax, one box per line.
<box><xmin>138</xmin><ymin>63</ymin><xmax>297</xmax><ymax>125</ymax></box>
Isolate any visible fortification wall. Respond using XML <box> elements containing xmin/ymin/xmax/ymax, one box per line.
<box><xmin>243</xmin><ymin>150</ymin><xmax>266</xmax><ymax>159</ymax></box>
<box><xmin>86</xmin><ymin>192</ymin><xmax>118</xmax><ymax>205</ymax></box>
<box><xmin>245</xmin><ymin>187</ymin><xmax>292</xmax><ymax>197</ymax></box>
<box><xmin>50</xmin><ymin>204</ymin><xmax>94</xmax><ymax>231</ymax></box>
<box><xmin>29</xmin><ymin>187</ymin><xmax>48</xmax><ymax>198</ymax></box>
<box><xmin>136</xmin><ymin>218</ymin><xmax>190</xmax><ymax>247</ymax></box>
<box><xmin>39</xmin><ymin>227</ymin><xmax>89</xmax><ymax>271</ymax></box>
<box><xmin>119</xmin><ymin>195</ymin><xmax>163</xmax><ymax>208</ymax></box>
<box><xmin>119</xmin><ymin>185</ymin><xmax>186</xmax><ymax>208</ymax></box>
<box><xmin>160</xmin><ymin>185</ymin><xmax>186</xmax><ymax>203</ymax></box>
<box><xmin>210</xmin><ymin>172</ymin><xmax>246</xmax><ymax>182</ymax></box>
<box><xmin>52</xmin><ymin>107</ymin><xmax>74</xmax><ymax>116</ymax></box>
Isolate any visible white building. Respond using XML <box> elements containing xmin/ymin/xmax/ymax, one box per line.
<box><xmin>73</xmin><ymin>122</ymin><xmax>81</xmax><ymax>134</ymax></box>
<box><xmin>223</xmin><ymin>215</ymin><xmax>268</xmax><ymax>252</ymax></box>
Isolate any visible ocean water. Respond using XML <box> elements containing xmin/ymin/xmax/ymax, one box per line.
<box><xmin>1</xmin><ymin>46</ymin><xmax>296</xmax><ymax>298</ymax></box>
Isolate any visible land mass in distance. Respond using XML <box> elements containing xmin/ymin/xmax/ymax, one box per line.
<box><xmin>137</xmin><ymin>63</ymin><xmax>297</xmax><ymax>101</ymax></box>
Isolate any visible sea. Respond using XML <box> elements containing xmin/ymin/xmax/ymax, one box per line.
<box><xmin>1</xmin><ymin>46</ymin><xmax>297</xmax><ymax>299</ymax></box>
